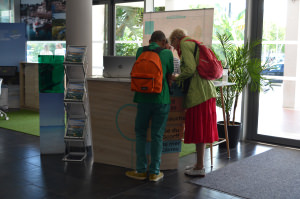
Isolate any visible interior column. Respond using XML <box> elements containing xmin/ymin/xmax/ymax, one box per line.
<box><xmin>66</xmin><ymin>0</ymin><xmax>93</xmax><ymax>76</ymax></box>
<box><xmin>284</xmin><ymin>0</ymin><xmax>300</xmax><ymax>108</ymax></box>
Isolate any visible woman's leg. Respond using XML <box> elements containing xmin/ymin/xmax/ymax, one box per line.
<box><xmin>195</xmin><ymin>143</ymin><xmax>205</xmax><ymax>169</ymax></box>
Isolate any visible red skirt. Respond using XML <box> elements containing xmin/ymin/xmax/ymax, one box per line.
<box><xmin>184</xmin><ymin>98</ymin><xmax>219</xmax><ymax>144</ymax></box>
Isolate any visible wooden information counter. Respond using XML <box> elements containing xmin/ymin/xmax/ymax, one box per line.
<box><xmin>19</xmin><ymin>62</ymin><xmax>39</xmax><ymax>111</ymax></box>
<box><xmin>87</xmin><ymin>77</ymin><xmax>184</xmax><ymax>170</ymax></box>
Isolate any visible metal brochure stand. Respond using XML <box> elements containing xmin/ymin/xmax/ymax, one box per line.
<box><xmin>62</xmin><ymin>46</ymin><xmax>89</xmax><ymax>162</ymax></box>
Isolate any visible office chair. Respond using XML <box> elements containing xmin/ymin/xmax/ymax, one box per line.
<box><xmin>0</xmin><ymin>78</ymin><xmax>9</xmax><ymax>120</ymax></box>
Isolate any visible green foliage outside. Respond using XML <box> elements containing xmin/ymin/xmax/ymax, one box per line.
<box><xmin>189</xmin><ymin>3</ymin><xmax>245</xmax><ymax>42</ymax></box>
<box><xmin>262</xmin><ymin>23</ymin><xmax>286</xmax><ymax>56</ymax></box>
<box><xmin>115</xmin><ymin>6</ymin><xmax>144</xmax><ymax>56</ymax></box>
<box><xmin>155</xmin><ymin>7</ymin><xmax>165</xmax><ymax>12</ymax></box>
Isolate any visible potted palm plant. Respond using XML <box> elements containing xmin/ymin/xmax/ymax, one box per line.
<box><xmin>214</xmin><ymin>32</ymin><xmax>271</xmax><ymax>148</ymax></box>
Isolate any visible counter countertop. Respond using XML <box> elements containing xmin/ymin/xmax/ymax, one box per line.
<box><xmin>87</xmin><ymin>76</ymin><xmax>130</xmax><ymax>82</ymax></box>
<box><xmin>87</xmin><ymin>76</ymin><xmax>235</xmax><ymax>87</ymax></box>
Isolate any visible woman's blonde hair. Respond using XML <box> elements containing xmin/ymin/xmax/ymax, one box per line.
<box><xmin>169</xmin><ymin>28</ymin><xmax>187</xmax><ymax>43</ymax></box>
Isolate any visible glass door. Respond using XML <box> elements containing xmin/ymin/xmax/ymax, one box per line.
<box><xmin>254</xmin><ymin>0</ymin><xmax>300</xmax><ymax>147</ymax></box>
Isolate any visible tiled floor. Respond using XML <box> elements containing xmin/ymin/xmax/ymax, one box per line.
<box><xmin>0</xmin><ymin>127</ymin><xmax>274</xmax><ymax>199</ymax></box>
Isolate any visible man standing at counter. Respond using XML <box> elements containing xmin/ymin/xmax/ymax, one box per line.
<box><xmin>126</xmin><ymin>30</ymin><xmax>174</xmax><ymax>182</ymax></box>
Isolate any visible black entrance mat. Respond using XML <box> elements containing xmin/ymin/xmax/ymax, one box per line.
<box><xmin>190</xmin><ymin>147</ymin><xmax>300</xmax><ymax>199</ymax></box>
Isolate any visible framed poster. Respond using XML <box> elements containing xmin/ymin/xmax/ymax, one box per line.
<box><xmin>20</xmin><ymin>0</ymin><xmax>66</xmax><ymax>41</ymax></box>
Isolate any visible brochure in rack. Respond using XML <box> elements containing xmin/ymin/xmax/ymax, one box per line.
<box><xmin>65</xmin><ymin>46</ymin><xmax>87</xmax><ymax>63</ymax></box>
<box><xmin>65</xmin><ymin>83</ymin><xmax>84</xmax><ymax>101</ymax></box>
<box><xmin>66</xmin><ymin>119</ymin><xmax>85</xmax><ymax>138</ymax></box>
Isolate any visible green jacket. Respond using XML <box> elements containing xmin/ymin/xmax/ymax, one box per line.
<box><xmin>133</xmin><ymin>42</ymin><xmax>174</xmax><ymax>104</ymax></box>
<box><xmin>176</xmin><ymin>37</ymin><xmax>217</xmax><ymax>108</ymax></box>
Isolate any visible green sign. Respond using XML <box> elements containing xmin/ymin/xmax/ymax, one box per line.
<box><xmin>145</xmin><ymin>21</ymin><xmax>154</xmax><ymax>35</ymax></box>
<box><xmin>38</xmin><ymin>55</ymin><xmax>65</xmax><ymax>93</ymax></box>
<box><xmin>166</xmin><ymin>15</ymin><xmax>186</xmax><ymax>19</ymax></box>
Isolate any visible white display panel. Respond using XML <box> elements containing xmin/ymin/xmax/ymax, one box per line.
<box><xmin>143</xmin><ymin>9</ymin><xmax>214</xmax><ymax>47</ymax></box>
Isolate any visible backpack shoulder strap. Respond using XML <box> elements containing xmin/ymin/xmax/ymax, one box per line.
<box><xmin>153</xmin><ymin>47</ymin><xmax>163</xmax><ymax>54</ymax></box>
<box><xmin>143</xmin><ymin>46</ymin><xmax>163</xmax><ymax>54</ymax></box>
<box><xmin>193</xmin><ymin>43</ymin><xmax>197</xmax><ymax>58</ymax></box>
<box><xmin>185</xmin><ymin>39</ymin><xmax>200</xmax><ymax>58</ymax></box>
<box><xmin>143</xmin><ymin>46</ymin><xmax>150</xmax><ymax>52</ymax></box>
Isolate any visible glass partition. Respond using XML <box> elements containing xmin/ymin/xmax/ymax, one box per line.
<box><xmin>92</xmin><ymin>4</ymin><xmax>106</xmax><ymax>76</ymax></box>
<box><xmin>0</xmin><ymin>0</ymin><xmax>14</xmax><ymax>22</ymax></box>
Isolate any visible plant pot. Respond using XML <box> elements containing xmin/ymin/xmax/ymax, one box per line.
<box><xmin>217</xmin><ymin>121</ymin><xmax>242</xmax><ymax>148</ymax></box>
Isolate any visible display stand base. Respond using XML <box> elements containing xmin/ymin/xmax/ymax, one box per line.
<box><xmin>63</xmin><ymin>140</ymin><xmax>87</xmax><ymax>162</ymax></box>
<box><xmin>62</xmin><ymin>152</ymin><xmax>87</xmax><ymax>162</ymax></box>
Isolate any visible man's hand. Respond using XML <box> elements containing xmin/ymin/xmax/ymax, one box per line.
<box><xmin>167</xmin><ymin>74</ymin><xmax>173</xmax><ymax>87</ymax></box>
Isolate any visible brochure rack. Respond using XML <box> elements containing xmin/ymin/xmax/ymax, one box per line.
<box><xmin>63</xmin><ymin>46</ymin><xmax>89</xmax><ymax>162</ymax></box>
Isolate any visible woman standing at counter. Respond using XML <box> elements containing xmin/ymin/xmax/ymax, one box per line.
<box><xmin>169</xmin><ymin>28</ymin><xmax>218</xmax><ymax>177</ymax></box>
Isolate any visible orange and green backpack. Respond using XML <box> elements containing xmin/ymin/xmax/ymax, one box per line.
<box><xmin>130</xmin><ymin>46</ymin><xmax>163</xmax><ymax>93</ymax></box>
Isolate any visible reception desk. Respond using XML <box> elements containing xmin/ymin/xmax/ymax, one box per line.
<box><xmin>19</xmin><ymin>62</ymin><xmax>39</xmax><ymax>111</ymax></box>
<box><xmin>87</xmin><ymin>77</ymin><xmax>183</xmax><ymax>170</ymax></box>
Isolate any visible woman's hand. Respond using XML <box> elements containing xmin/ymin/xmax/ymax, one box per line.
<box><xmin>171</xmin><ymin>73</ymin><xmax>179</xmax><ymax>81</ymax></box>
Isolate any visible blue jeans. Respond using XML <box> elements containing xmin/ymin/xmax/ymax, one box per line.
<box><xmin>135</xmin><ymin>103</ymin><xmax>170</xmax><ymax>175</ymax></box>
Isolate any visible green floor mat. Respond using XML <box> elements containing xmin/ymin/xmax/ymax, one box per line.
<box><xmin>179</xmin><ymin>142</ymin><xmax>196</xmax><ymax>157</ymax></box>
<box><xmin>0</xmin><ymin>110</ymin><xmax>40</xmax><ymax>136</ymax></box>
<box><xmin>179</xmin><ymin>142</ymin><xmax>215</xmax><ymax>157</ymax></box>
<box><xmin>0</xmin><ymin>110</ymin><xmax>198</xmax><ymax>157</ymax></box>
